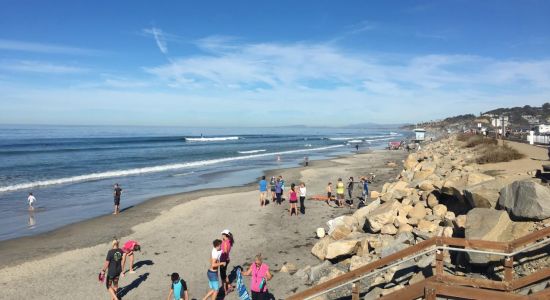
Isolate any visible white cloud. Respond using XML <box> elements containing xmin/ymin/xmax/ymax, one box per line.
<box><xmin>0</xmin><ymin>39</ymin><xmax>102</xmax><ymax>55</ymax></box>
<box><xmin>142</xmin><ymin>27</ymin><xmax>168</xmax><ymax>54</ymax></box>
<box><xmin>0</xmin><ymin>60</ymin><xmax>88</xmax><ymax>74</ymax></box>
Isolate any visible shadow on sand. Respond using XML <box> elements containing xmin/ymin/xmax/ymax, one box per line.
<box><xmin>118</xmin><ymin>272</ymin><xmax>149</xmax><ymax>299</ymax></box>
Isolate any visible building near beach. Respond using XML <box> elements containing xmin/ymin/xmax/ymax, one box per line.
<box><xmin>413</xmin><ymin>128</ymin><xmax>426</xmax><ymax>142</ymax></box>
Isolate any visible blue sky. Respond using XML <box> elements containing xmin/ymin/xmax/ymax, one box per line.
<box><xmin>1</xmin><ymin>0</ymin><xmax>549</xmax><ymax>126</ymax></box>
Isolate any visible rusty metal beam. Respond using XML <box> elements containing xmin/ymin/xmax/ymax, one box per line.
<box><xmin>511</xmin><ymin>268</ymin><xmax>550</xmax><ymax>290</ymax></box>
<box><xmin>439</xmin><ymin>274</ymin><xmax>508</xmax><ymax>291</ymax></box>
<box><xmin>510</xmin><ymin>227</ymin><xmax>550</xmax><ymax>251</ymax></box>
<box><xmin>439</xmin><ymin>236</ymin><xmax>509</xmax><ymax>251</ymax></box>
<box><xmin>378</xmin><ymin>278</ymin><xmax>434</xmax><ymax>300</ymax></box>
<box><xmin>528</xmin><ymin>287</ymin><xmax>550</xmax><ymax>300</ymax></box>
<box><xmin>426</xmin><ymin>282</ymin><xmax>527</xmax><ymax>299</ymax></box>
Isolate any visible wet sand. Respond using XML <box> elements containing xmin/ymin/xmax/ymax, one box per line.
<box><xmin>0</xmin><ymin>149</ymin><xmax>407</xmax><ymax>300</ymax></box>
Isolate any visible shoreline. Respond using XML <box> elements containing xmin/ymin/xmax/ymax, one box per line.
<box><xmin>0</xmin><ymin>148</ymin><xmax>408</xmax><ymax>299</ymax></box>
<box><xmin>0</xmin><ymin>148</ymin><xmax>373</xmax><ymax>268</ymax></box>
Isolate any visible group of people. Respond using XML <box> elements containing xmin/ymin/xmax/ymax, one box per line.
<box><xmin>100</xmin><ymin>229</ymin><xmax>272</xmax><ymax>300</ymax></box>
<box><xmin>326</xmin><ymin>176</ymin><xmax>369</xmax><ymax>208</ymax></box>
<box><xmin>259</xmin><ymin>175</ymin><xmax>307</xmax><ymax>216</ymax></box>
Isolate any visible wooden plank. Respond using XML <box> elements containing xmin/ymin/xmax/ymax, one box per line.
<box><xmin>510</xmin><ymin>227</ymin><xmax>550</xmax><ymax>250</ymax></box>
<box><xmin>439</xmin><ymin>274</ymin><xmax>508</xmax><ymax>291</ymax></box>
<box><xmin>511</xmin><ymin>268</ymin><xmax>550</xmax><ymax>290</ymax></box>
<box><xmin>504</xmin><ymin>256</ymin><xmax>514</xmax><ymax>288</ymax></box>
<box><xmin>378</xmin><ymin>278</ymin><xmax>433</xmax><ymax>300</ymax></box>
<box><xmin>286</xmin><ymin>239</ymin><xmax>436</xmax><ymax>300</ymax></box>
<box><xmin>426</xmin><ymin>282</ymin><xmax>527</xmax><ymax>299</ymax></box>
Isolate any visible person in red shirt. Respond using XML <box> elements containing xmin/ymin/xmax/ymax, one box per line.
<box><xmin>120</xmin><ymin>240</ymin><xmax>141</xmax><ymax>277</ymax></box>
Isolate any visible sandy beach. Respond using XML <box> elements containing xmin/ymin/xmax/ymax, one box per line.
<box><xmin>0</xmin><ymin>149</ymin><xmax>407</xmax><ymax>300</ymax></box>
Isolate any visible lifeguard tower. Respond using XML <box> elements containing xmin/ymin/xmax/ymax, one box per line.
<box><xmin>413</xmin><ymin>128</ymin><xmax>426</xmax><ymax>143</ymax></box>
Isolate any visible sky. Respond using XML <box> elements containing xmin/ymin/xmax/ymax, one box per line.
<box><xmin>1</xmin><ymin>0</ymin><xmax>550</xmax><ymax>127</ymax></box>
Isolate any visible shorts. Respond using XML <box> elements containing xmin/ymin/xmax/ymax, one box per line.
<box><xmin>251</xmin><ymin>291</ymin><xmax>268</xmax><ymax>300</ymax></box>
<box><xmin>327</xmin><ymin>192</ymin><xmax>332</xmax><ymax>199</ymax></box>
<box><xmin>207</xmin><ymin>270</ymin><xmax>219</xmax><ymax>291</ymax></box>
<box><xmin>106</xmin><ymin>274</ymin><xmax>119</xmax><ymax>289</ymax></box>
<box><xmin>337</xmin><ymin>193</ymin><xmax>345</xmax><ymax>199</ymax></box>
<box><xmin>114</xmin><ymin>197</ymin><xmax>120</xmax><ymax>205</ymax></box>
<box><xmin>289</xmin><ymin>199</ymin><xmax>297</xmax><ymax>203</ymax></box>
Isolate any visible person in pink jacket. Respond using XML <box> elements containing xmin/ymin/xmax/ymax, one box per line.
<box><xmin>241</xmin><ymin>254</ymin><xmax>273</xmax><ymax>300</ymax></box>
<box><xmin>121</xmin><ymin>240</ymin><xmax>141</xmax><ymax>277</ymax></box>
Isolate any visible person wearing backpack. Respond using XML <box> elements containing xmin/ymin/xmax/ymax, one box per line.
<box><xmin>167</xmin><ymin>272</ymin><xmax>189</xmax><ymax>300</ymax></box>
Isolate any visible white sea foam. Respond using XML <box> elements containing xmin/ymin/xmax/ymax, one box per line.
<box><xmin>185</xmin><ymin>136</ymin><xmax>239</xmax><ymax>142</ymax></box>
<box><xmin>364</xmin><ymin>137</ymin><xmax>396</xmax><ymax>142</ymax></box>
<box><xmin>0</xmin><ymin>145</ymin><xmax>344</xmax><ymax>193</ymax></box>
<box><xmin>348</xmin><ymin>139</ymin><xmax>363</xmax><ymax>143</ymax></box>
<box><xmin>237</xmin><ymin>149</ymin><xmax>266</xmax><ymax>154</ymax></box>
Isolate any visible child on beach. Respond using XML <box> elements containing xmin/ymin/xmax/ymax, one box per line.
<box><xmin>288</xmin><ymin>183</ymin><xmax>298</xmax><ymax>216</ymax></box>
<box><xmin>326</xmin><ymin>182</ymin><xmax>332</xmax><ymax>206</ymax></box>
<box><xmin>299</xmin><ymin>182</ymin><xmax>307</xmax><ymax>215</ymax></box>
<box><xmin>241</xmin><ymin>254</ymin><xmax>273</xmax><ymax>300</ymax></box>
<box><xmin>121</xmin><ymin>240</ymin><xmax>141</xmax><ymax>277</ymax></box>
<box><xmin>100</xmin><ymin>239</ymin><xmax>123</xmax><ymax>300</ymax></box>
<box><xmin>202</xmin><ymin>239</ymin><xmax>225</xmax><ymax>300</ymax></box>
<box><xmin>259</xmin><ymin>176</ymin><xmax>267</xmax><ymax>207</ymax></box>
<box><xmin>27</xmin><ymin>192</ymin><xmax>36</xmax><ymax>211</ymax></box>
<box><xmin>220</xmin><ymin>229</ymin><xmax>235</xmax><ymax>294</ymax></box>
<box><xmin>167</xmin><ymin>272</ymin><xmax>189</xmax><ymax>300</ymax></box>
<box><xmin>361</xmin><ymin>177</ymin><xmax>369</xmax><ymax>201</ymax></box>
<box><xmin>336</xmin><ymin>178</ymin><xmax>345</xmax><ymax>208</ymax></box>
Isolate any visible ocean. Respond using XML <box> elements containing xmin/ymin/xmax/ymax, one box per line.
<box><xmin>0</xmin><ymin>125</ymin><xmax>407</xmax><ymax>241</ymax></box>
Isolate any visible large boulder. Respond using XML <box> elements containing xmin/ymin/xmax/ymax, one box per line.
<box><xmin>325</xmin><ymin>237</ymin><xmax>361</xmax><ymax>260</ymax></box>
<box><xmin>404</xmin><ymin>154</ymin><xmax>419</xmax><ymax>170</ymax></box>
<box><xmin>407</xmin><ymin>203</ymin><xmax>426</xmax><ymax>220</ymax></box>
<box><xmin>366</xmin><ymin>200</ymin><xmax>401</xmax><ymax>233</ymax></box>
<box><xmin>463</xmin><ymin>179</ymin><xmax>504</xmax><ymax>209</ymax></box>
<box><xmin>498</xmin><ymin>180</ymin><xmax>550</xmax><ymax>220</ymax></box>
<box><xmin>352</xmin><ymin>199</ymin><xmax>381</xmax><ymax>228</ymax></box>
<box><xmin>311</xmin><ymin>236</ymin><xmax>333</xmax><ymax>260</ymax></box>
<box><xmin>465</xmin><ymin>208</ymin><xmax>513</xmax><ymax>264</ymax></box>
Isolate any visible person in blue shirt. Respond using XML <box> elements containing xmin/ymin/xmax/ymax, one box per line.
<box><xmin>167</xmin><ymin>272</ymin><xmax>188</xmax><ymax>300</ymax></box>
<box><xmin>259</xmin><ymin>176</ymin><xmax>267</xmax><ymax>207</ymax></box>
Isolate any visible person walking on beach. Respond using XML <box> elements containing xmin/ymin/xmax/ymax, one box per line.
<box><xmin>288</xmin><ymin>183</ymin><xmax>298</xmax><ymax>216</ymax></box>
<box><xmin>299</xmin><ymin>182</ymin><xmax>307</xmax><ymax>215</ymax></box>
<box><xmin>202</xmin><ymin>239</ymin><xmax>225</xmax><ymax>300</ymax></box>
<box><xmin>304</xmin><ymin>156</ymin><xmax>309</xmax><ymax>167</ymax></box>
<box><xmin>336</xmin><ymin>178</ymin><xmax>345</xmax><ymax>208</ymax></box>
<box><xmin>326</xmin><ymin>182</ymin><xmax>333</xmax><ymax>206</ymax></box>
<box><xmin>167</xmin><ymin>272</ymin><xmax>189</xmax><ymax>300</ymax></box>
<box><xmin>269</xmin><ymin>176</ymin><xmax>276</xmax><ymax>202</ymax></box>
<box><xmin>121</xmin><ymin>240</ymin><xmax>141</xmax><ymax>277</ymax></box>
<box><xmin>259</xmin><ymin>176</ymin><xmax>267</xmax><ymax>207</ymax></box>
<box><xmin>113</xmin><ymin>183</ymin><xmax>122</xmax><ymax>215</ymax></box>
<box><xmin>220</xmin><ymin>229</ymin><xmax>234</xmax><ymax>294</ymax></box>
<box><xmin>100</xmin><ymin>239</ymin><xmax>123</xmax><ymax>300</ymax></box>
<box><xmin>27</xmin><ymin>192</ymin><xmax>36</xmax><ymax>211</ymax></box>
<box><xmin>275</xmin><ymin>178</ymin><xmax>283</xmax><ymax>205</ymax></box>
<box><xmin>241</xmin><ymin>254</ymin><xmax>273</xmax><ymax>300</ymax></box>
<box><xmin>347</xmin><ymin>177</ymin><xmax>355</xmax><ymax>207</ymax></box>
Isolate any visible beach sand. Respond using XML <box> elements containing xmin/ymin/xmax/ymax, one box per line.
<box><xmin>0</xmin><ymin>149</ymin><xmax>407</xmax><ymax>300</ymax></box>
